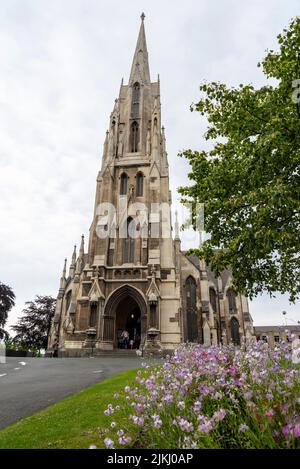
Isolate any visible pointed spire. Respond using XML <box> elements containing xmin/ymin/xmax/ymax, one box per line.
<box><xmin>72</xmin><ymin>245</ymin><xmax>77</xmax><ymax>263</ymax></box>
<box><xmin>103</xmin><ymin>130</ymin><xmax>109</xmax><ymax>155</ymax></box>
<box><xmin>74</xmin><ymin>236</ymin><xmax>84</xmax><ymax>283</ymax></box>
<box><xmin>79</xmin><ymin>234</ymin><xmax>84</xmax><ymax>258</ymax></box>
<box><xmin>62</xmin><ymin>258</ymin><xmax>67</xmax><ymax>277</ymax></box>
<box><xmin>59</xmin><ymin>258</ymin><xmax>67</xmax><ymax>291</ymax></box>
<box><xmin>69</xmin><ymin>245</ymin><xmax>76</xmax><ymax>278</ymax></box>
<box><xmin>129</xmin><ymin>14</ymin><xmax>150</xmax><ymax>84</ymax></box>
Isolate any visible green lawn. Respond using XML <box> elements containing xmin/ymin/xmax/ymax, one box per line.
<box><xmin>0</xmin><ymin>369</ymin><xmax>138</xmax><ymax>449</ymax></box>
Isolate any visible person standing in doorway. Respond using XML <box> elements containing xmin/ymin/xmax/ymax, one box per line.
<box><xmin>121</xmin><ymin>330</ymin><xmax>129</xmax><ymax>349</ymax></box>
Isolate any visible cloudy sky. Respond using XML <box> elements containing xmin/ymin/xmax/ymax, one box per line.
<box><xmin>0</xmin><ymin>0</ymin><xmax>299</xmax><ymax>329</ymax></box>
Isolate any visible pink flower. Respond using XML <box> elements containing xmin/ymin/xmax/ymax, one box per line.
<box><xmin>282</xmin><ymin>424</ymin><xmax>292</xmax><ymax>437</ymax></box>
<box><xmin>226</xmin><ymin>365</ymin><xmax>238</xmax><ymax>376</ymax></box>
<box><xmin>193</xmin><ymin>401</ymin><xmax>202</xmax><ymax>413</ymax></box>
<box><xmin>213</xmin><ymin>408</ymin><xmax>226</xmax><ymax>422</ymax></box>
<box><xmin>151</xmin><ymin>414</ymin><xmax>163</xmax><ymax>428</ymax></box>
<box><xmin>265</xmin><ymin>409</ymin><xmax>275</xmax><ymax>419</ymax></box>
<box><xmin>118</xmin><ymin>436</ymin><xmax>132</xmax><ymax>445</ymax></box>
<box><xmin>104</xmin><ymin>437</ymin><xmax>114</xmax><ymax>449</ymax></box>
<box><xmin>294</xmin><ymin>423</ymin><xmax>300</xmax><ymax>438</ymax></box>
<box><xmin>238</xmin><ymin>424</ymin><xmax>249</xmax><ymax>433</ymax></box>
<box><xmin>104</xmin><ymin>405</ymin><xmax>114</xmax><ymax>416</ymax></box>
<box><xmin>163</xmin><ymin>394</ymin><xmax>173</xmax><ymax>404</ymax></box>
<box><xmin>198</xmin><ymin>421</ymin><xmax>213</xmax><ymax>434</ymax></box>
<box><xmin>281</xmin><ymin>403</ymin><xmax>290</xmax><ymax>415</ymax></box>
<box><xmin>177</xmin><ymin>418</ymin><xmax>194</xmax><ymax>433</ymax></box>
<box><xmin>131</xmin><ymin>416</ymin><xmax>144</xmax><ymax>426</ymax></box>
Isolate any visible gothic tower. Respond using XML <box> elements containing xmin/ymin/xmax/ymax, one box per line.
<box><xmin>48</xmin><ymin>15</ymin><xmax>182</xmax><ymax>354</ymax></box>
<box><xmin>48</xmin><ymin>15</ymin><xmax>253</xmax><ymax>356</ymax></box>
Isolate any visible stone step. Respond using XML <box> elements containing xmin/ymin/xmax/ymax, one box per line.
<box><xmin>92</xmin><ymin>349</ymin><xmax>140</xmax><ymax>357</ymax></box>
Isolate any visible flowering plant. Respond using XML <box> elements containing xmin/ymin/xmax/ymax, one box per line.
<box><xmin>102</xmin><ymin>340</ymin><xmax>300</xmax><ymax>449</ymax></box>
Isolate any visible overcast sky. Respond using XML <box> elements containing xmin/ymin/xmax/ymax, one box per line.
<box><xmin>0</xmin><ymin>0</ymin><xmax>299</xmax><ymax>329</ymax></box>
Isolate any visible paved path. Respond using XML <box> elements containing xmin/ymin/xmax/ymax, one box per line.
<box><xmin>0</xmin><ymin>356</ymin><xmax>142</xmax><ymax>430</ymax></box>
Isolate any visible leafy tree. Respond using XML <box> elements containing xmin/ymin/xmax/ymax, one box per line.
<box><xmin>12</xmin><ymin>296</ymin><xmax>56</xmax><ymax>351</ymax></box>
<box><xmin>0</xmin><ymin>282</ymin><xmax>15</xmax><ymax>339</ymax></box>
<box><xmin>179</xmin><ymin>17</ymin><xmax>300</xmax><ymax>302</ymax></box>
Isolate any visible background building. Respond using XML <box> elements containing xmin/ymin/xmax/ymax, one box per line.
<box><xmin>254</xmin><ymin>325</ymin><xmax>300</xmax><ymax>346</ymax></box>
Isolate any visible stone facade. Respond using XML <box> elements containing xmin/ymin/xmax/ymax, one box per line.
<box><xmin>47</xmin><ymin>15</ymin><xmax>253</xmax><ymax>356</ymax></box>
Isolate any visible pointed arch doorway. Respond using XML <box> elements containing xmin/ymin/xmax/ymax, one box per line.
<box><xmin>116</xmin><ymin>297</ymin><xmax>141</xmax><ymax>349</ymax></box>
<box><xmin>102</xmin><ymin>285</ymin><xmax>147</xmax><ymax>350</ymax></box>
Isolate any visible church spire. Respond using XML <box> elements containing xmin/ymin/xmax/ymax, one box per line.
<box><xmin>69</xmin><ymin>245</ymin><xmax>76</xmax><ymax>278</ymax></box>
<box><xmin>59</xmin><ymin>258</ymin><xmax>67</xmax><ymax>290</ymax></box>
<box><xmin>129</xmin><ymin>13</ymin><xmax>150</xmax><ymax>84</ymax></box>
<box><xmin>79</xmin><ymin>234</ymin><xmax>85</xmax><ymax>258</ymax></box>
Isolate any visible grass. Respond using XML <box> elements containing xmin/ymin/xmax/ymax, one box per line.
<box><xmin>0</xmin><ymin>369</ymin><xmax>138</xmax><ymax>449</ymax></box>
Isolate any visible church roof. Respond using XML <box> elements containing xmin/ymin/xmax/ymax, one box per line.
<box><xmin>185</xmin><ymin>253</ymin><xmax>201</xmax><ymax>271</ymax></box>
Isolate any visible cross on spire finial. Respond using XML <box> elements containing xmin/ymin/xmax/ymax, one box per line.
<box><xmin>141</xmin><ymin>12</ymin><xmax>145</xmax><ymax>21</ymax></box>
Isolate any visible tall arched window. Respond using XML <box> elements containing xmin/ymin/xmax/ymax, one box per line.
<box><xmin>123</xmin><ymin>217</ymin><xmax>135</xmax><ymax>263</ymax></box>
<box><xmin>209</xmin><ymin>287</ymin><xmax>217</xmax><ymax>313</ymax></box>
<box><xmin>136</xmin><ymin>172</ymin><xmax>144</xmax><ymax>197</ymax></box>
<box><xmin>120</xmin><ymin>173</ymin><xmax>128</xmax><ymax>195</ymax></box>
<box><xmin>65</xmin><ymin>290</ymin><xmax>72</xmax><ymax>313</ymax></box>
<box><xmin>130</xmin><ymin>121</ymin><xmax>139</xmax><ymax>153</ymax></box>
<box><xmin>131</xmin><ymin>82</ymin><xmax>140</xmax><ymax>118</ymax></box>
<box><xmin>186</xmin><ymin>276</ymin><xmax>198</xmax><ymax>342</ymax></box>
<box><xmin>227</xmin><ymin>288</ymin><xmax>237</xmax><ymax>313</ymax></box>
<box><xmin>231</xmin><ymin>317</ymin><xmax>240</xmax><ymax>345</ymax></box>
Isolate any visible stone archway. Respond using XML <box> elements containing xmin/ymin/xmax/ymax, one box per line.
<box><xmin>102</xmin><ymin>285</ymin><xmax>147</xmax><ymax>349</ymax></box>
<box><xmin>115</xmin><ymin>297</ymin><xmax>141</xmax><ymax>349</ymax></box>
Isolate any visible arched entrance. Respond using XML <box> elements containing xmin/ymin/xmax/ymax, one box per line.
<box><xmin>231</xmin><ymin>317</ymin><xmax>240</xmax><ymax>345</ymax></box>
<box><xmin>103</xmin><ymin>285</ymin><xmax>147</xmax><ymax>349</ymax></box>
<box><xmin>115</xmin><ymin>297</ymin><xmax>141</xmax><ymax>349</ymax></box>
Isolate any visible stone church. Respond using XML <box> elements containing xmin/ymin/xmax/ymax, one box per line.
<box><xmin>48</xmin><ymin>15</ymin><xmax>253</xmax><ymax>356</ymax></box>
